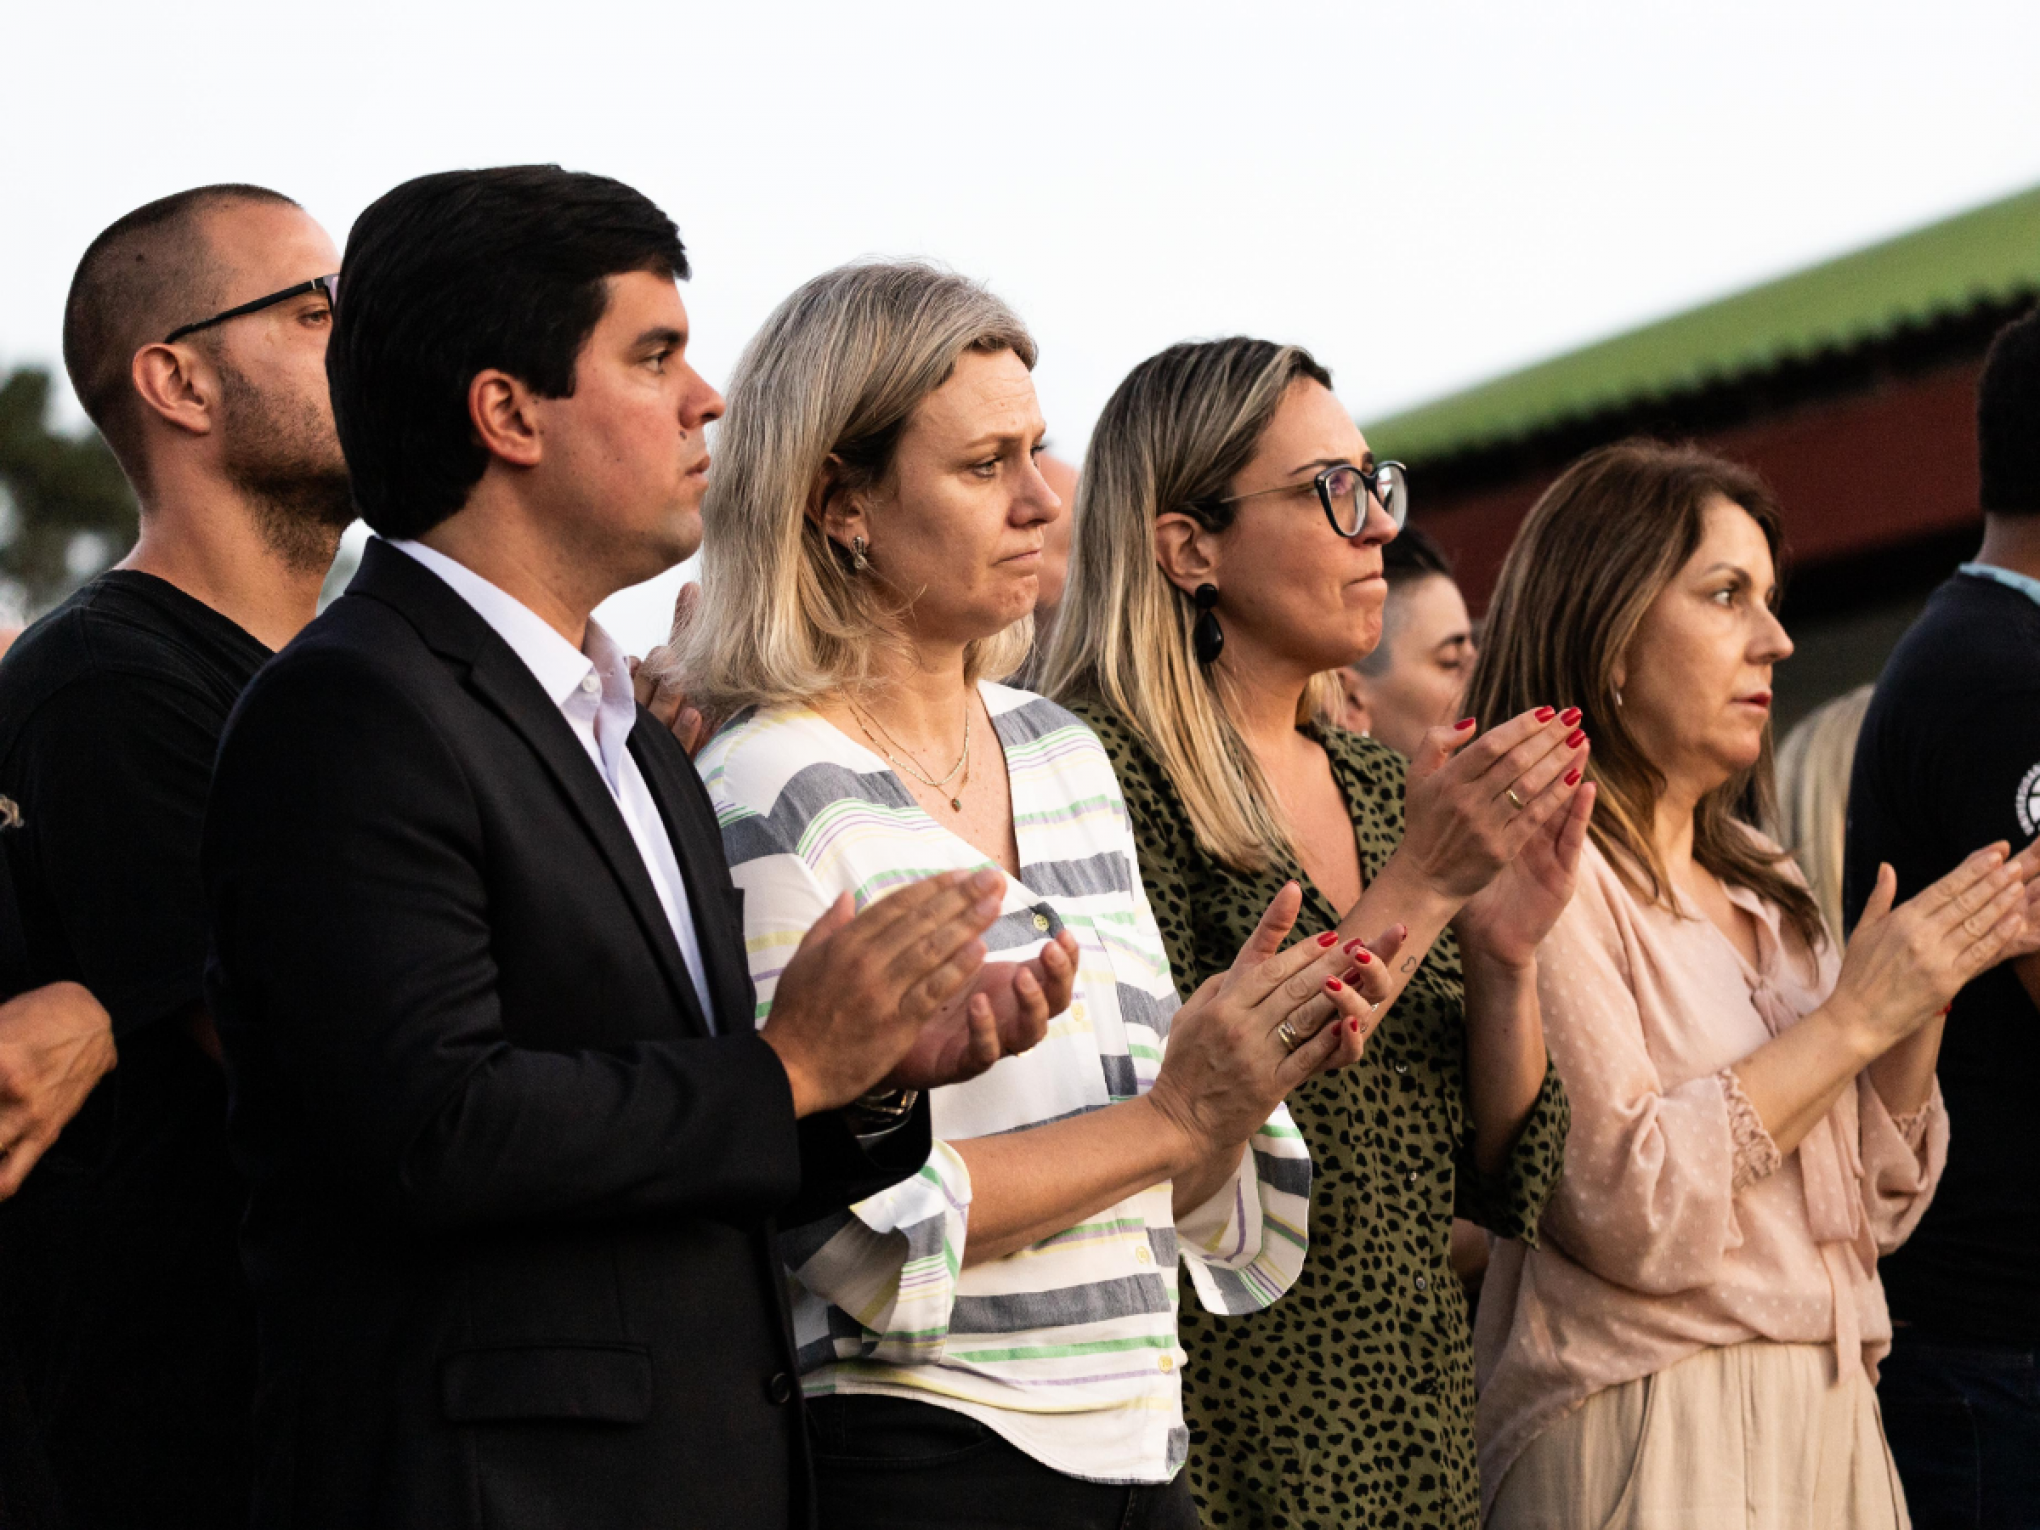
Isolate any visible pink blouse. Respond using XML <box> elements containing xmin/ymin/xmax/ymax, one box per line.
<box><xmin>1473</xmin><ymin>837</ymin><xmax>1946</xmax><ymax>1517</ymax></box>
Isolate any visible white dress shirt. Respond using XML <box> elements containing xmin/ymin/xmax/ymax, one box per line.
<box><xmin>388</xmin><ymin>538</ymin><xmax>717</xmax><ymax>1031</ymax></box>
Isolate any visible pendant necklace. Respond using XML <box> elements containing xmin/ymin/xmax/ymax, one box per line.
<box><xmin>849</xmin><ymin>695</ymin><xmax>973</xmax><ymax>812</ymax></box>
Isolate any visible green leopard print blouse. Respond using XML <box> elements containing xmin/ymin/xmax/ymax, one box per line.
<box><xmin>1065</xmin><ymin>697</ymin><xmax>1570</xmax><ymax>1530</ymax></box>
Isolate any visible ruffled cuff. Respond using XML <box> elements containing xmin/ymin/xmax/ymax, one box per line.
<box><xmin>1718</xmin><ymin>1067</ymin><xmax>1782</xmax><ymax>1193</ymax></box>
<box><xmin>1888</xmin><ymin>1105</ymin><xmax>1933</xmax><ymax>1155</ymax></box>
<box><xmin>1180</xmin><ymin>1106</ymin><xmax>1312</xmax><ymax>1315</ymax></box>
<box><xmin>782</xmin><ymin>1139</ymin><xmax>972</xmax><ymax>1367</ymax></box>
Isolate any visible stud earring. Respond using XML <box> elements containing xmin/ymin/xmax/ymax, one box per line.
<box><xmin>850</xmin><ymin>535</ymin><xmax>869</xmax><ymax>572</ymax></box>
<box><xmin>1192</xmin><ymin>584</ymin><xmax>1224</xmax><ymax>665</ymax></box>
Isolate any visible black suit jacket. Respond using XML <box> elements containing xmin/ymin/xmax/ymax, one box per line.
<box><xmin>203</xmin><ymin>540</ymin><xmax>926</xmax><ymax>1530</ymax></box>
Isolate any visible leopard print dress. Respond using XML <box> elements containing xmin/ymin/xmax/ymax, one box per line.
<box><xmin>1065</xmin><ymin>699</ymin><xmax>1570</xmax><ymax>1530</ymax></box>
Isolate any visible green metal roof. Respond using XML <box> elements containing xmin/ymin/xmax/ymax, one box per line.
<box><xmin>1366</xmin><ymin>182</ymin><xmax>2040</xmax><ymax>462</ymax></box>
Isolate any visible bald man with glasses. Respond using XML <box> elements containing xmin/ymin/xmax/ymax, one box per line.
<box><xmin>0</xmin><ymin>184</ymin><xmax>350</xmax><ymax>1529</ymax></box>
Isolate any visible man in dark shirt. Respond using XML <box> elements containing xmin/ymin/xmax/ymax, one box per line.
<box><xmin>0</xmin><ymin>184</ymin><xmax>350</xmax><ymax>1528</ymax></box>
<box><xmin>1846</xmin><ymin>307</ymin><xmax>2040</xmax><ymax>1528</ymax></box>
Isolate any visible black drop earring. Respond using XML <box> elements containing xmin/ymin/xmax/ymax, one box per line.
<box><xmin>1192</xmin><ymin>584</ymin><xmax>1224</xmax><ymax>665</ymax></box>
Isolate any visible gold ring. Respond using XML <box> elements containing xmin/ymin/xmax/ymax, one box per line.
<box><xmin>1506</xmin><ymin>788</ymin><xmax>1527</xmax><ymax>810</ymax></box>
<box><xmin>1275</xmin><ymin>1020</ymin><xmax>1302</xmax><ymax>1053</ymax></box>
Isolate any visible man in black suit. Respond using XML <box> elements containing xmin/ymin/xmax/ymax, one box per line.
<box><xmin>203</xmin><ymin>166</ymin><xmax>1045</xmax><ymax>1530</ymax></box>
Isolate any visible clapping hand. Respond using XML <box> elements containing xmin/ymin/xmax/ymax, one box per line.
<box><xmin>1401</xmin><ymin>707</ymin><xmax>1592</xmax><ymax>903</ymax></box>
<box><xmin>1836</xmin><ymin>840</ymin><xmax>2040</xmax><ymax>1046</ymax></box>
<box><xmin>1227</xmin><ymin>881</ymin><xmax>1404</xmax><ymax>1053</ymax></box>
<box><xmin>1454</xmin><ymin>771</ymin><xmax>1598</xmax><ymax>969</ymax></box>
<box><xmin>761</xmin><ymin>870</ymin><xmax>1007</xmax><ymax>1116</ymax></box>
<box><xmin>1147</xmin><ymin>885</ymin><xmax>1383</xmax><ymax>1167</ymax></box>
<box><xmin>0</xmin><ymin>982</ymin><xmax>114</xmax><ymax>1199</ymax></box>
<box><xmin>1991</xmin><ymin>839</ymin><xmax>2040</xmax><ymax>961</ymax></box>
<box><xmin>887</xmin><ymin>929</ymin><xmax>1079</xmax><ymax>1090</ymax></box>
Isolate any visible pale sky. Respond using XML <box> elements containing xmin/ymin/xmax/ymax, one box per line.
<box><xmin>7</xmin><ymin>0</ymin><xmax>2039</xmax><ymax>653</ymax></box>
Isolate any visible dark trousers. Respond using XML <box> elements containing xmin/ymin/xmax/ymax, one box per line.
<box><xmin>1880</xmin><ymin>1327</ymin><xmax>2040</xmax><ymax>1530</ymax></box>
<box><xmin>808</xmin><ymin>1394</ymin><xmax>1200</xmax><ymax>1530</ymax></box>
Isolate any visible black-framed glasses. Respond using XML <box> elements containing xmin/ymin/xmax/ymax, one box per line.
<box><xmin>163</xmin><ymin>274</ymin><xmax>338</xmax><ymax>345</ymax></box>
<box><xmin>1211</xmin><ymin>455</ymin><xmax>1409</xmax><ymax>536</ymax></box>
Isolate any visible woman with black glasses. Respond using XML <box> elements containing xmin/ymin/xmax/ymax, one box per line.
<box><xmin>1039</xmin><ymin>337</ymin><xmax>1583</xmax><ymax>1529</ymax></box>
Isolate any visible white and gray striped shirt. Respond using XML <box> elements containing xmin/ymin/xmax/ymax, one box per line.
<box><xmin>701</xmin><ymin>683</ymin><xmax>1311</xmax><ymax>1485</ymax></box>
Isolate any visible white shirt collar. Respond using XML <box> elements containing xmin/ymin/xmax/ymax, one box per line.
<box><xmin>387</xmin><ymin>538</ymin><xmax>644</xmax><ymax>791</ymax></box>
<box><xmin>387</xmin><ymin>536</ymin><xmax>604</xmax><ymax>708</ymax></box>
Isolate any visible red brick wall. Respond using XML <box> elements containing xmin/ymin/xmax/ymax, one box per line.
<box><xmin>1420</xmin><ymin>360</ymin><xmax>1986</xmax><ymax>612</ymax></box>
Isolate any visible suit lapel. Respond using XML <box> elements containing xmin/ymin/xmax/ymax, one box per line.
<box><xmin>629</xmin><ymin>724</ymin><xmax>756</xmax><ymax>1035</ymax></box>
<box><xmin>348</xmin><ymin>540</ymin><xmax>710</xmax><ymax>1037</ymax></box>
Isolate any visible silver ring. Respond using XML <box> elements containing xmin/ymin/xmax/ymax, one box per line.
<box><xmin>1505</xmin><ymin>788</ymin><xmax>1527</xmax><ymax>810</ymax></box>
<box><xmin>1275</xmin><ymin>1019</ymin><xmax>1302</xmax><ymax>1053</ymax></box>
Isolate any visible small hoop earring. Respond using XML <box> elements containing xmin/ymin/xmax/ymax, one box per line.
<box><xmin>1192</xmin><ymin>583</ymin><xmax>1224</xmax><ymax>665</ymax></box>
<box><xmin>850</xmin><ymin>535</ymin><xmax>869</xmax><ymax>572</ymax></box>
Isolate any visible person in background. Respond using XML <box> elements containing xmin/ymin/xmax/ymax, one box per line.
<box><xmin>684</xmin><ymin>262</ymin><xmax>1384</xmax><ymax>1530</ymax></box>
<box><xmin>1847</xmin><ymin>307</ymin><xmax>2040</xmax><ymax>1528</ymax></box>
<box><xmin>0</xmin><ymin>184</ymin><xmax>350</xmax><ymax>1530</ymax></box>
<box><xmin>1032</xmin><ymin>451</ymin><xmax>1078</xmax><ymax>625</ymax></box>
<box><xmin>1334</xmin><ymin>522</ymin><xmax>1478</xmax><ymax>754</ymax></box>
<box><xmin>1775</xmin><ymin>683</ymin><xmax>1873</xmax><ymax>943</ymax></box>
<box><xmin>1042</xmin><ymin>336</ymin><xmax>1584</xmax><ymax>1530</ymax></box>
<box><xmin>1469</xmin><ymin>440</ymin><xmax>2040</xmax><ymax>1528</ymax></box>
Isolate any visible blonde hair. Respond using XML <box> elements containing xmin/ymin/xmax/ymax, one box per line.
<box><xmin>1773</xmin><ymin>684</ymin><xmax>1873</xmax><ymax>942</ymax></box>
<box><xmin>1037</xmin><ymin>337</ymin><xmax>1343</xmax><ymax>873</ymax></box>
<box><xmin>680</xmin><ymin>261</ymin><xmax>1038</xmax><ymax>716</ymax></box>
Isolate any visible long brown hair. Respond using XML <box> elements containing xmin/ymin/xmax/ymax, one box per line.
<box><xmin>1463</xmin><ymin>439</ymin><xmax>1825</xmax><ymax>953</ymax></box>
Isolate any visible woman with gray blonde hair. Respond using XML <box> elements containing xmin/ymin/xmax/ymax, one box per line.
<box><xmin>1040</xmin><ymin>336</ymin><xmax>1585</xmax><ymax>1528</ymax></box>
<box><xmin>685</xmin><ymin>265</ymin><xmax>1388</xmax><ymax>1528</ymax></box>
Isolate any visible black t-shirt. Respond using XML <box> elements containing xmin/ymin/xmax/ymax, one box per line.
<box><xmin>1844</xmin><ymin>568</ymin><xmax>2040</xmax><ymax>1345</ymax></box>
<box><xmin>0</xmin><ymin>570</ymin><xmax>270</xmax><ymax>1029</ymax></box>
<box><xmin>0</xmin><ymin>570</ymin><xmax>270</xmax><ymax>1526</ymax></box>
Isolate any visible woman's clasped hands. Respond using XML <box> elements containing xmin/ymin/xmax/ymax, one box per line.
<box><xmin>1145</xmin><ymin>881</ymin><xmax>1397</xmax><ymax>1177</ymax></box>
<box><xmin>1400</xmin><ymin>705</ymin><xmax>1598</xmax><ymax>962</ymax></box>
<box><xmin>1830</xmin><ymin>840</ymin><xmax>2040</xmax><ymax>1053</ymax></box>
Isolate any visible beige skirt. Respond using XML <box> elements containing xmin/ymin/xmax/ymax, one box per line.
<box><xmin>1486</xmin><ymin>1340</ymin><xmax>1909</xmax><ymax>1530</ymax></box>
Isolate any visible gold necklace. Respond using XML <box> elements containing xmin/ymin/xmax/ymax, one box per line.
<box><xmin>849</xmin><ymin>696</ymin><xmax>974</xmax><ymax>812</ymax></box>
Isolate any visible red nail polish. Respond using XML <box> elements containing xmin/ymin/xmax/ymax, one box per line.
<box><xmin>1560</xmin><ymin>707</ymin><xmax>1581</xmax><ymax>726</ymax></box>
<box><xmin>1348</xmin><ymin>1018</ymin><xmax>1360</xmax><ymax>1034</ymax></box>
<box><xmin>1317</xmin><ymin>931</ymin><xmax>1339</xmax><ymax>947</ymax></box>
<box><xmin>1565</xmin><ymin>768</ymin><xmax>1582</xmax><ymax>786</ymax></box>
<box><xmin>1344</xmin><ymin>938</ymin><xmax>1366</xmax><ymax>955</ymax></box>
<box><xmin>1355</xmin><ymin>949</ymin><xmax>1371</xmax><ymax>963</ymax></box>
<box><xmin>1455</xmin><ymin>717</ymin><xmax>1476</xmax><ymax>731</ymax></box>
<box><xmin>1326</xmin><ymin>977</ymin><xmax>1344</xmax><ymax>992</ymax></box>
<box><xmin>1535</xmin><ymin>706</ymin><xmax>1556</xmax><ymax>722</ymax></box>
<box><xmin>1566</xmin><ymin>728</ymin><xmax>1587</xmax><ymax>748</ymax></box>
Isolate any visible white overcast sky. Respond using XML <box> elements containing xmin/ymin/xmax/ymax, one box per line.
<box><xmin>7</xmin><ymin>0</ymin><xmax>2039</xmax><ymax>652</ymax></box>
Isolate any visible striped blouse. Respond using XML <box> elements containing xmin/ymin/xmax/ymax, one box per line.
<box><xmin>699</xmin><ymin>682</ymin><xmax>1311</xmax><ymax>1485</ymax></box>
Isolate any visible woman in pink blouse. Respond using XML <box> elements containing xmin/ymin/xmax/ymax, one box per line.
<box><xmin>1463</xmin><ymin>442</ymin><xmax>2040</xmax><ymax>1529</ymax></box>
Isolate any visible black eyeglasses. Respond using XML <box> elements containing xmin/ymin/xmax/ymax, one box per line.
<box><xmin>1210</xmin><ymin>456</ymin><xmax>1409</xmax><ymax>537</ymax></box>
<box><xmin>163</xmin><ymin>274</ymin><xmax>339</xmax><ymax>345</ymax></box>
